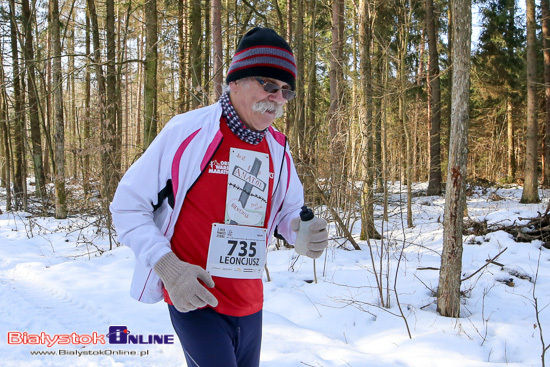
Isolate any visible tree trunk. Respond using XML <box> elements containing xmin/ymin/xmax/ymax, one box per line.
<box><xmin>105</xmin><ymin>0</ymin><xmax>118</xmax><ymax>201</ymax></box>
<box><xmin>178</xmin><ymin>0</ymin><xmax>187</xmax><ymax>112</ymax></box>
<box><xmin>0</xmin><ymin>94</ymin><xmax>11</xmax><ymax>210</ymax></box>
<box><xmin>542</xmin><ymin>0</ymin><xmax>550</xmax><ymax>187</ymax></box>
<box><xmin>507</xmin><ymin>97</ymin><xmax>516</xmax><ymax>180</ymax></box>
<box><xmin>329</xmin><ymin>0</ymin><xmax>345</xmax><ymax>207</ymax></box>
<box><xmin>0</xmin><ymin>48</ymin><xmax>5</xmax><ymax>186</ymax></box>
<box><xmin>87</xmin><ymin>0</ymin><xmax>107</xmax><ymax>117</ymax></box>
<box><xmin>426</xmin><ymin>0</ymin><xmax>442</xmax><ymax>196</ymax></box>
<box><xmin>398</xmin><ymin>1</ymin><xmax>413</xmax><ymax>228</ymax></box>
<box><xmin>44</xmin><ymin>25</ymin><xmax>53</xmax><ymax>182</ymax></box>
<box><xmin>50</xmin><ymin>0</ymin><xmax>67</xmax><ymax>219</ymax></box>
<box><xmin>375</xmin><ymin>41</ymin><xmax>384</xmax><ymax>194</ymax></box>
<box><xmin>22</xmin><ymin>0</ymin><xmax>46</xmax><ymax>201</ymax></box>
<box><xmin>304</xmin><ymin>0</ymin><xmax>320</xmax><ymax>204</ymax></box>
<box><xmin>446</xmin><ymin>3</ymin><xmax>453</xmax><ymax>156</ymax></box>
<box><xmin>137</xmin><ymin>26</ymin><xmax>143</xmax><ymax>146</ymax></box>
<box><xmin>115</xmin><ymin>2</ymin><xmax>131</xmax><ymax>173</ymax></box>
<box><xmin>329</xmin><ymin>0</ymin><xmax>344</xmax><ymax>124</ymax></box>
<box><xmin>293</xmin><ymin>0</ymin><xmax>304</xmax><ymax>153</ymax></box>
<box><xmin>203</xmin><ymin>0</ymin><xmax>210</xmax><ymax>100</ymax></box>
<box><xmin>9</xmin><ymin>0</ymin><xmax>27</xmax><ymax>210</ymax></box>
<box><xmin>87</xmin><ymin>0</ymin><xmax>108</xmax><ymax>224</ymax></box>
<box><xmin>359</xmin><ymin>0</ymin><xmax>381</xmax><ymax>240</ymax></box>
<box><xmin>520</xmin><ymin>0</ymin><xmax>540</xmax><ymax>203</ymax></box>
<box><xmin>293</xmin><ymin>0</ymin><xmax>309</xmax><ymax>202</ymax></box>
<box><xmin>68</xmin><ymin>26</ymin><xmax>77</xmax><ymax>180</ymax></box>
<box><xmin>82</xmin><ymin>7</ymin><xmax>91</xmax><ymax>195</ymax></box>
<box><xmin>185</xmin><ymin>1</ymin><xmax>191</xmax><ymax>112</ymax></box>
<box><xmin>211</xmin><ymin>0</ymin><xmax>223</xmax><ymax>101</ymax></box>
<box><xmin>144</xmin><ymin>0</ymin><xmax>158</xmax><ymax>147</ymax></box>
<box><xmin>0</xmin><ymin>47</ymin><xmax>12</xmax><ymax>210</ymax></box>
<box><xmin>190</xmin><ymin>0</ymin><xmax>202</xmax><ymax>108</ymax></box>
<box><xmin>413</xmin><ymin>31</ymin><xmax>425</xmax><ymax>182</ymax></box>
<box><xmin>382</xmin><ymin>49</ymin><xmax>389</xmax><ymax>221</ymax></box>
<box><xmin>437</xmin><ymin>0</ymin><xmax>471</xmax><ymax>318</ymax></box>
<box><xmin>505</xmin><ymin>0</ymin><xmax>517</xmax><ymax>183</ymax></box>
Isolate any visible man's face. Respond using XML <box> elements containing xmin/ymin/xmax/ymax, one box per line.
<box><xmin>229</xmin><ymin>77</ymin><xmax>290</xmax><ymax>132</ymax></box>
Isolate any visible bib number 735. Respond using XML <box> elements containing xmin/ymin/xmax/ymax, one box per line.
<box><xmin>207</xmin><ymin>223</ymin><xmax>266</xmax><ymax>279</ymax></box>
<box><xmin>227</xmin><ymin>240</ymin><xmax>257</xmax><ymax>257</ymax></box>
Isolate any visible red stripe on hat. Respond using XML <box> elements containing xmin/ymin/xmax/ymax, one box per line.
<box><xmin>235</xmin><ymin>53</ymin><xmax>296</xmax><ymax>67</ymax></box>
<box><xmin>227</xmin><ymin>63</ymin><xmax>296</xmax><ymax>78</ymax></box>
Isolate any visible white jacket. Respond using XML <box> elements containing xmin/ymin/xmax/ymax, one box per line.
<box><xmin>110</xmin><ymin>102</ymin><xmax>304</xmax><ymax>303</ymax></box>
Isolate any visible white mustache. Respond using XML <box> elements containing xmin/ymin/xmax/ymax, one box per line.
<box><xmin>252</xmin><ymin>100</ymin><xmax>284</xmax><ymax>118</ymax></box>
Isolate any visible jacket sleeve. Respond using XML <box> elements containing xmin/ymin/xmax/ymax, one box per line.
<box><xmin>110</xmin><ymin>120</ymin><xmax>181</xmax><ymax>269</ymax></box>
<box><xmin>272</xmin><ymin>146</ymin><xmax>304</xmax><ymax>244</ymax></box>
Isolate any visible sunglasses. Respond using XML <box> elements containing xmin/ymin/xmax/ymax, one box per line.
<box><xmin>255</xmin><ymin>77</ymin><xmax>296</xmax><ymax>101</ymax></box>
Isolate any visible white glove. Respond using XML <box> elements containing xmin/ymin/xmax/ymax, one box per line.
<box><xmin>291</xmin><ymin>217</ymin><xmax>328</xmax><ymax>259</ymax></box>
<box><xmin>154</xmin><ymin>252</ymin><xmax>218</xmax><ymax>313</ymax></box>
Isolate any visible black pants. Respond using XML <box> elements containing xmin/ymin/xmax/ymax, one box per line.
<box><xmin>168</xmin><ymin>305</ymin><xmax>263</xmax><ymax>367</ymax></box>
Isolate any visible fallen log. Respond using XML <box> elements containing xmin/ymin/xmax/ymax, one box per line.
<box><xmin>464</xmin><ymin>211</ymin><xmax>550</xmax><ymax>245</ymax></box>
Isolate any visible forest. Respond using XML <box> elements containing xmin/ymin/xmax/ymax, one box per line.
<box><xmin>0</xmin><ymin>0</ymin><xmax>547</xmax><ymax>212</ymax></box>
<box><xmin>1</xmin><ymin>0</ymin><xmax>550</xmax><ymax>364</ymax></box>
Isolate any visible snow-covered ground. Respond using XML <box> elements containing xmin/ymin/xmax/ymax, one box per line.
<box><xmin>1</xmin><ymin>183</ymin><xmax>549</xmax><ymax>366</ymax></box>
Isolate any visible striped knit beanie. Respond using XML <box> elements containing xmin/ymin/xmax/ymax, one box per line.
<box><xmin>226</xmin><ymin>27</ymin><xmax>296</xmax><ymax>91</ymax></box>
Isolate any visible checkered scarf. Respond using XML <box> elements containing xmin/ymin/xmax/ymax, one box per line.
<box><xmin>219</xmin><ymin>92</ymin><xmax>266</xmax><ymax>145</ymax></box>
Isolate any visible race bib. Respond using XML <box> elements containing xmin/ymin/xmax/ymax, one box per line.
<box><xmin>225</xmin><ymin>148</ymin><xmax>270</xmax><ymax>227</ymax></box>
<box><xmin>206</xmin><ymin>223</ymin><xmax>267</xmax><ymax>279</ymax></box>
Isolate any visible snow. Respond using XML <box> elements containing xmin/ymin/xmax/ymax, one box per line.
<box><xmin>1</xmin><ymin>184</ymin><xmax>549</xmax><ymax>366</ymax></box>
